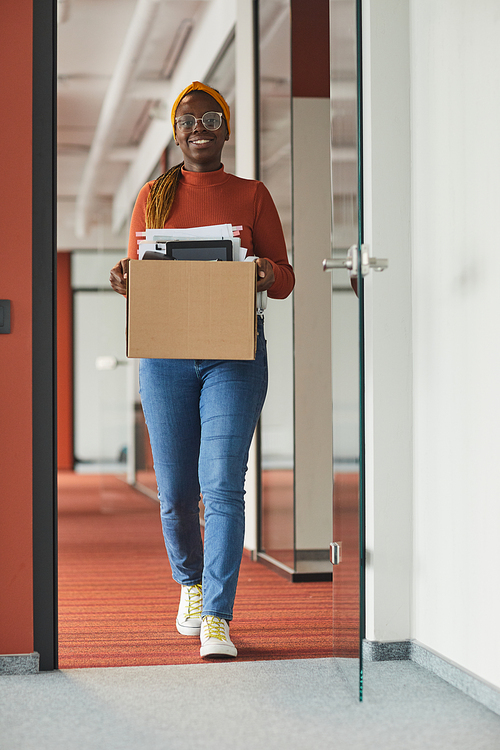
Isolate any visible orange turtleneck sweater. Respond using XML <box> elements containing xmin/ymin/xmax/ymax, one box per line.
<box><xmin>127</xmin><ymin>166</ymin><xmax>295</xmax><ymax>299</ymax></box>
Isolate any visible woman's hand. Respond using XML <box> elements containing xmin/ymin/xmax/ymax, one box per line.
<box><xmin>110</xmin><ymin>258</ymin><xmax>129</xmax><ymax>296</ymax></box>
<box><xmin>256</xmin><ymin>257</ymin><xmax>275</xmax><ymax>292</ymax></box>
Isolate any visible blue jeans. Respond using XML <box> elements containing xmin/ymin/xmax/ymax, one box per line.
<box><xmin>139</xmin><ymin>317</ymin><xmax>268</xmax><ymax>621</ymax></box>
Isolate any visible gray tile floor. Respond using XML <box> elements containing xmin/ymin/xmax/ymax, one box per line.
<box><xmin>2</xmin><ymin>659</ymin><xmax>500</xmax><ymax>750</ymax></box>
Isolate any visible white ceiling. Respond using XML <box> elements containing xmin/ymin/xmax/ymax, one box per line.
<box><xmin>57</xmin><ymin>0</ymin><xmax>232</xmax><ymax>249</ymax></box>
<box><xmin>57</xmin><ymin>0</ymin><xmax>356</xmax><ymax>251</ymax></box>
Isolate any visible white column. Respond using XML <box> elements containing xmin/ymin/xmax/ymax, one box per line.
<box><xmin>292</xmin><ymin>96</ymin><xmax>333</xmax><ymax>551</ymax></box>
<box><xmin>235</xmin><ymin>0</ymin><xmax>256</xmax><ymax>182</ymax></box>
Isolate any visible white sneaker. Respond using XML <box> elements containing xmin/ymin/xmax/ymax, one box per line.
<box><xmin>200</xmin><ymin>616</ymin><xmax>237</xmax><ymax>658</ymax></box>
<box><xmin>176</xmin><ymin>584</ymin><xmax>203</xmax><ymax>636</ymax></box>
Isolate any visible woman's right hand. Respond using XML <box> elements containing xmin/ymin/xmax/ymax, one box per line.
<box><xmin>110</xmin><ymin>258</ymin><xmax>129</xmax><ymax>296</ymax></box>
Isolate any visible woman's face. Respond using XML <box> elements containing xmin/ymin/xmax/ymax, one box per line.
<box><xmin>174</xmin><ymin>91</ymin><xmax>229</xmax><ymax>172</ymax></box>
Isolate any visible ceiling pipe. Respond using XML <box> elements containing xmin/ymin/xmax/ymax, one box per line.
<box><xmin>74</xmin><ymin>0</ymin><xmax>162</xmax><ymax>238</ymax></box>
<box><xmin>161</xmin><ymin>18</ymin><xmax>193</xmax><ymax>79</ymax></box>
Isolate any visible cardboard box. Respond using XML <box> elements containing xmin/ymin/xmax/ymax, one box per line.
<box><xmin>126</xmin><ymin>260</ymin><xmax>257</xmax><ymax>360</ymax></box>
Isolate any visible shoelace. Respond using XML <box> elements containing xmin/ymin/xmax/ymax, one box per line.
<box><xmin>203</xmin><ymin>616</ymin><xmax>227</xmax><ymax>641</ymax></box>
<box><xmin>184</xmin><ymin>584</ymin><xmax>202</xmax><ymax>619</ymax></box>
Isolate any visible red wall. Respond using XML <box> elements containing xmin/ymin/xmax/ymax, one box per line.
<box><xmin>0</xmin><ymin>0</ymin><xmax>34</xmax><ymax>654</ymax></box>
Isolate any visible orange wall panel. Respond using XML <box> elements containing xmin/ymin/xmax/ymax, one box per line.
<box><xmin>0</xmin><ymin>0</ymin><xmax>34</xmax><ymax>653</ymax></box>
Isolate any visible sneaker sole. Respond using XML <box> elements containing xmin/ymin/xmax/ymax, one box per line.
<box><xmin>200</xmin><ymin>643</ymin><xmax>237</xmax><ymax>658</ymax></box>
<box><xmin>176</xmin><ymin>619</ymin><xmax>202</xmax><ymax>636</ymax></box>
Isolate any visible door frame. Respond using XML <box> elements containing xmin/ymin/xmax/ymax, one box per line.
<box><xmin>32</xmin><ymin>0</ymin><xmax>58</xmax><ymax>671</ymax></box>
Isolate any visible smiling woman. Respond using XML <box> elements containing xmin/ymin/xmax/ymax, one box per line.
<box><xmin>172</xmin><ymin>81</ymin><xmax>230</xmax><ymax>172</ymax></box>
<box><xmin>109</xmin><ymin>80</ymin><xmax>294</xmax><ymax>661</ymax></box>
<box><xmin>174</xmin><ymin>92</ymin><xmax>229</xmax><ymax>171</ymax></box>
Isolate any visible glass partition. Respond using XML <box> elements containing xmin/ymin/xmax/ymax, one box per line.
<box><xmin>257</xmin><ymin>0</ymin><xmax>295</xmax><ymax>571</ymax></box>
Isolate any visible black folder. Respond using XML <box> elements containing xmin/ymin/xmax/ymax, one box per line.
<box><xmin>142</xmin><ymin>239</ymin><xmax>233</xmax><ymax>261</ymax></box>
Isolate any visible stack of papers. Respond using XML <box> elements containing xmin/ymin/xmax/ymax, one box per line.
<box><xmin>136</xmin><ymin>224</ymin><xmax>247</xmax><ymax>260</ymax></box>
<box><xmin>147</xmin><ymin>223</ymin><xmax>234</xmax><ymax>242</ymax></box>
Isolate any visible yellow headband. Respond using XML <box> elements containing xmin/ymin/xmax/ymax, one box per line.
<box><xmin>171</xmin><ymin>81</ymin><xmax>231</xmax><ymax>139</ymax></box>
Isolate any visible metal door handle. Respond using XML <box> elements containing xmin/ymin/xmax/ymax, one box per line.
<box><xmin>323</xmin><ymin>244</ymin><xmax>388</xmax><ymax>276</ymax></box>
<box><xmin>361</xmin><ymin>245</ymin><xmax>388</xmax><ymax>274</ymax></box>
<box><xmin>323</xmin><ymin>257</ymin><xmax>353</xmax><ymax>272</ymax></box>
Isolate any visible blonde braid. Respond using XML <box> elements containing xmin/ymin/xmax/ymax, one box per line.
<box><xmin>145</xmin><ymin>162</ymin><xmax>183</xmax><ymax>229</ymax></box>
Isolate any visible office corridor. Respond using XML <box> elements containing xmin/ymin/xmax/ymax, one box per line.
<box><xmin>58</xmin><ymin>472</ymin><xmax>335</xmax><ymax>668</ymax></box>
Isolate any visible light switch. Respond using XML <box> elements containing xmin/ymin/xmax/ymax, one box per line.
<box><xmin>0</xmin><ymin>300</ymin><xmax>11</xmax><ymax>333</ymax></box>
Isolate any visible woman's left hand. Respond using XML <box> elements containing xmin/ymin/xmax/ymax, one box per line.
<box><xmin>256</xmin><ymin>257</ymin><xmax>275</xmax><ymax>292</ymax></box>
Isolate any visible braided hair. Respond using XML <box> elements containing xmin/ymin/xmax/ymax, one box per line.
<box><xmin>145</xmin><ymin>162</ymin><xmax>183</xmax><ymax>229</ymax></box>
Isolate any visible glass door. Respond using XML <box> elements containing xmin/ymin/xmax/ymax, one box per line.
<box><xmin>327</xmin><ymin>0</ymin><xmax>364</xmax><ymax>700</ymax></box>
<box><xmin>257</xmin><ymin>0</ymin><xmax>295</xmax><ymax>575</ymax></box>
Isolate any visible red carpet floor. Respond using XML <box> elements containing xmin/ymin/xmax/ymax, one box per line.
<box><xmin>58</xmin><ymin>472</ymin><xmax>338</xmax><ymax>668</ymax></box>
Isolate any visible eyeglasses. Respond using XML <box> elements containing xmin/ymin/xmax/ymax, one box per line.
<box><xmin>175</xmin><ymin>111</ymin><xmax>224</xmax><ymax>133</ymax></box>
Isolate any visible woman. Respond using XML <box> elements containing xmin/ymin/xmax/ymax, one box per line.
<box><xmin>110</xmin><ymin>81</ymin><xmax>294</xmax><ymax>658</ymax></box>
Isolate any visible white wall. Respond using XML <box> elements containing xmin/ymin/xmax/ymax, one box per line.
<box><xmin>411</xmin><ymin>0</ymin><xmax>500</xmax><ymax>688</ymax></box>
<box><xmin>362</xmin><ymin>0</ymin><xmax>413</xmax><ymax>642</ymax></box>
